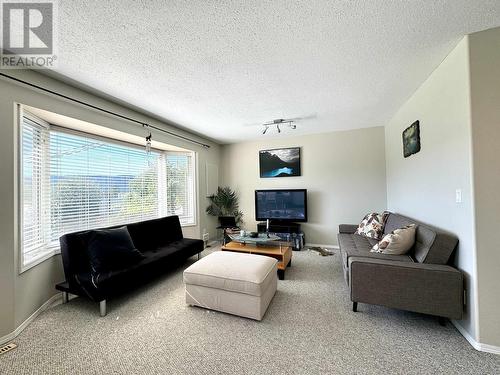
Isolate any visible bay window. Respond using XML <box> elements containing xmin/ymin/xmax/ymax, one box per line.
<box><xmin>20</xmin><ymin>112</ymin><xmax>196</xmax><ymax>270</ymax></box>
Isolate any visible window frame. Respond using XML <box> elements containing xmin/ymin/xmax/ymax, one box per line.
<box><xmin>18</xmin><ymin>111</ymin><xmax>54</xmax><ymax>272</ymax></box>
<box><xmin>18</xmin><ymin>108</ymin><xmax>197</xmax><ymax>273</ymax></box>
<box><xmin>165</xmin><ymin>151</ymin><xmax>197</xmax><ymax>226</ymax></box>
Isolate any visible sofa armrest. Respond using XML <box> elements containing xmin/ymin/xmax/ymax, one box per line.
<box><xmin>348</xmin><ymin>257</ymin><xmax>463</xmax><ymax>319</ymax></box>
<box><xmin>339</xmin><ymin>224</ymin><xmax>358</xmax><ymax>234</ymax></box>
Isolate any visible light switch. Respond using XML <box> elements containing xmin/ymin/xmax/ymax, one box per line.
<box><xmin>455</xmin><ymin>189</ymin><xmax>462</xmax><ymax>203</ymax></box>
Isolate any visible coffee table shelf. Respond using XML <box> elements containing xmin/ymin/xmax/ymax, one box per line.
<box><xmin>221</xmin><ymin>241</ymin><xmax>292</xmax><ymax>280</ymax></box>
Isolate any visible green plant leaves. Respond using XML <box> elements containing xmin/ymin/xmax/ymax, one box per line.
<box><xmin>205</xmin><ymin>186</ymin><xmax>243</xmax><ymax>225</ymax></box>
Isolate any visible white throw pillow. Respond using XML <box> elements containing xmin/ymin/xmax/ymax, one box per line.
<box><xmin>371</xmin><ymin>224</ymin><xmax>417</xmax><ymax>255</ymax></box>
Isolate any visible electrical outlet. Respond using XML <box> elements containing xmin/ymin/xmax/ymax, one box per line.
<box><xmin>455</xmin><ymin>189</ymin><xmax>462</xmax><ymax>203</ymax></box>
<box><xmin>202</xmin><ymin>233</ymin><xmax>210</xmax><ymax>249</ymax></box>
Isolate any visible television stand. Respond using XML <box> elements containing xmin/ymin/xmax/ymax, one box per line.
<box><xmin>257</xmin><ymin>221</ymin><xmax>301</xmax><ymax>234</ymax></box>
<box><xmin>257</xmin><ymin>221</ymin><xmax>304</xmax><ymax>250</ymax></box>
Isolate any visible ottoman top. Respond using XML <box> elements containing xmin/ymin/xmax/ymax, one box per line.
<box><xmin>183</xmin><ymin>251</ymin><xmax>277</xmax><ymax>296</ymax></box>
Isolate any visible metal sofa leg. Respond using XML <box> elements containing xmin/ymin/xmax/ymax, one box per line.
<box><xmin>198</xmin><ymin>252</ymin><xmax>201</xmax><ymax>260</ymax></box>
<box><xmin>352</xmin><ymin>302</ymin><xmax>358</xmax><ymax>312</ymax></box>
<box><xmin>62</xmin><ymin>291</ymin><xmax>69</xmax><ymax>304</ymax></box>
<box><xmin>99</xmin><ymin>300</ymin><xmax>107</xmax><ymax>317</ymax></box>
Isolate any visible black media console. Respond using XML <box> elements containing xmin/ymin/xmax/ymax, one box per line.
<box><xmin>257</xmin><ymin>221</ymin><xmax>301</xmax><ymax>234</ymax></box>
<box><xmin>257</xmin><ymin>221</ymin><xmax>304</xmax><ymax>250</ymax></box>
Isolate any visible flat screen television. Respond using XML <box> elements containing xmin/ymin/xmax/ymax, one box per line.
<box><xmin>255</xmin><ymin>189</ymin><xmax>307</xmax><ymax>222</ymax></box>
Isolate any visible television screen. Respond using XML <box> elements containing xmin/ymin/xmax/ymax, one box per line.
<box><xmin>255</xmin><ymin>189</ymin><xmax>307</xmax><ymax>222</ymax></box>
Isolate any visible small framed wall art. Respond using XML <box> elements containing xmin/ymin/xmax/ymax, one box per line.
<box><xmin>402</xmin><ymin>121</ymin><xmax>421</xmax><ymax>158</ymax></box>
<box><xmin>259</xmin><ymin>147</ymin><xmax>301</xmax><ymax>178</ymax></box>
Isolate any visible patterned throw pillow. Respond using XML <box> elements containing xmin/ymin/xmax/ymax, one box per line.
<box><xmin>355</xmin><ymin>212</ymin><xmax>389</xmax><ymax>240</ymax></box>
<box><xmin>371</xmin><ymin>224</ymin><xmax>417</xmax><ymax>255</ymax></box>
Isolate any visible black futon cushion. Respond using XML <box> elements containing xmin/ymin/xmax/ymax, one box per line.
<box><xmin>87</xmin><ymin>226</ymin><xmax>145</xmax><ymax>273</ymax></box>
<box><xmin>127</xmin><ymin>216</ymin><xmax>184</xmax><ymax>251</ymax></box>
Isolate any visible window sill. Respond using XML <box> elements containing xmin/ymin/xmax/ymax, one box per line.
<box><xmin>20</xmin><ymin>249</ymin><xmax>61</xmax><ymax>274</ymax></box>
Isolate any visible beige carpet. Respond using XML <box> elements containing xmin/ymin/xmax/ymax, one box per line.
<box><xmin>1</xmin><ymin>248</ymin><xmax>499</xmax><ymax>374</ymax></box>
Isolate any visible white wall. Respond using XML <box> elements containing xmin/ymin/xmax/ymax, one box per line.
<box><xmin>221</xmin><ymin>127</ymin><xmax>387</xmax><ymax>246</ymax></box>
<box><xmin>469</xmin><ymin>27</ymin><xmax>500</xmax><ymax>348</ymax></box>
<box><xmin>384</xmin><ymin>38</ymin><xmax>478</xmax><ymax>340</ymax></box>
<box><xmin>0</xmin><ymin>70</ymin><xmax>221</xmax><ymax>338</ymax></box>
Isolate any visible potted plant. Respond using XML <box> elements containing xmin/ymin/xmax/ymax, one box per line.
<box><xmin>206</xmin><ymin>187</ymin><xmax>243</xmax><ymax>225</ymax></box>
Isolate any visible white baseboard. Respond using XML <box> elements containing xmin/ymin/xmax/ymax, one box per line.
<box><xmin>305</xmin><ymin>243</ymin><xmax>339</xmax><ymax>249</ymax></box>
<box><xmin>479</xmin><ymin>342</ymin><xmax>500</xmax><ymax>355</ymax></box>
<box><xmin>0</xmin><ymin>293</ymin><xmax>62</xmax><ymax>346</ymax></box>
<box><xmin>451</xmin><ymin>320</ymin><xmax>500</xmax><ymax>355</ymax></box>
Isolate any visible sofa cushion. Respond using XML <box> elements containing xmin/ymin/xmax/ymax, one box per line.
<box><xmin>87</xmin><ymin>227</ymin><xmax>145</xmax><ymax>273</ymax></box>
<box><xmin>127</xmin><ymin>216</ymin><xmax>183</xmax><ymax>251</ymax></box>
<box><xmin>339</xmin><ymin>233</ymin><xmax>374</xmax><ymax>253</ymax></box>
<box><xmin>371</xmin><ymin>224</ymin><xmax>417</xmax><ymax>255</ymax></box>
<box><xmin>81</xmin><ymin>238</ymin><xmax>203</xmax><ymax>294</ymax></box>
<box><xmin>383</xmin><ymin>213</ymin><xmax>458</xmax><ymax>264</ymax></box>
<box><xmin>355</xmin><ymin>212</ymin><xmax>389</xmax><ymax>240</ymax></box>
<box><xmin>154</xmin><ymin>238</ymin><xmax>203</xmax><ymax>256</ymax></box>
<box><xmin>339</xmin><ymin>233</ymin><xmax>414</xmax><ymax>268</ymax></box>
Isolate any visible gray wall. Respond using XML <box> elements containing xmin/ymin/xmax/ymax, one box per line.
<box><xmin>221</xmin><ymin>127</ymin><xmax>387</xmax><ymax>246</ymax></box>
<box><xmin>385</xmin><ymin>37</ymin><xmax>477</xmax><ymax>340</ymax></box>
<box><xmin>469</xmin><ymin>27</ymin><xmax>500</xmax><ymax>348</ymax></box>
<box><xmin>0</xmin><ymin>70</ymin><xmax>221</xmax><ymax>338</ymax></box>
<box><xmin>385</xmin><ymin>29</ymin><xmax>500</xmax><ymax>349</ymax></box>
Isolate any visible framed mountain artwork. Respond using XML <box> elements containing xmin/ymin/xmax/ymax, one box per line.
<box><xmin>403</xmin><ymin>121</ymin><xmax>421</xmax><ymax>158</ymax></box>
<box><xmin>259</xmin><ymin>147</ymin><xmax>301</xmax><ymax>178</ymax></box>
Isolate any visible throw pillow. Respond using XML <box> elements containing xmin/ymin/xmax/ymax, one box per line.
<box><xmin>87</xmin><ymin>226</ymin><xmax>145</xmax><ymax>273</ymax></box>
<box><xmin>371</xmin><ymin>224</ymin><xmax>417</xmax><ymax>255</ymax></box>
<box><xmin>355</xmin><ymin>211</ymin><xmax>390</xmax><ymax>240</ymax></box>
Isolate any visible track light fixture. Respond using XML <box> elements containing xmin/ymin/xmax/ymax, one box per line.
<box><xmin>260</xmin><ymin>118</ymin><xmax>298</xmax><ymax>135</ymax></box>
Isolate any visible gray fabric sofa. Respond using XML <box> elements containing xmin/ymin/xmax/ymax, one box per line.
<box><xmin>338</xmin><ymin>212</ymin><xmax>464</xmax><ymax>322</ymax></box>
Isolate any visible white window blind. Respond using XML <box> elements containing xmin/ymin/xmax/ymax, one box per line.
<box><xmin>21</xmin><ymin>117</ymin><xmax>49</xmax><ymax>265</ymax></box>
<box><xmin>49</xmin><ymin>129</ymin><xmax>161</xmax><ymax>242</ymax></box>
<box><xmin>165</xmin><ymin>152</ymin><xmax>195</xmax><ymax>225</ymax></box>
<box><xmin>20</xmin><ymin>114</ymin><xmax>196</xmax><ymax>270</ymax></box>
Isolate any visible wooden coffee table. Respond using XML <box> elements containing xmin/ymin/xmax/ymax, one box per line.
<box><xmin>221</xmin><ymin>241</ymin><xmax>292</xmax><ymax>280</ymax></box>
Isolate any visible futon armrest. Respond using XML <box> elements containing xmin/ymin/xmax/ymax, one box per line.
<box><xmin>339</xmin><ymin>224</ymin><xmax>358</xmax><ymax>234</ymax></box>
<box><xmin>348</xmin><ymin>257</ymin><xmax>463</xmax><ymax>319</ymax></box>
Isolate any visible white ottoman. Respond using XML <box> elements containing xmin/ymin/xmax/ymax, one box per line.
<box><xmin>183</xmin><ymin>251</ymin><xmax>278</xmax><ymax>320</ymax></box>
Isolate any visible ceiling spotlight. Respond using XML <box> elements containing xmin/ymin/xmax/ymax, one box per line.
<box><xmin>258</xmin><ymin>118</ymin><xmax>300</xmax><ymax>135</ymax></box>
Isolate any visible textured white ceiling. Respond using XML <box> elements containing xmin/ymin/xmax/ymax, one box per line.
<box><xmin>52</xmin><ymin>1</ymin><xmax>500</xmax><ymax>143</ymax></box>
